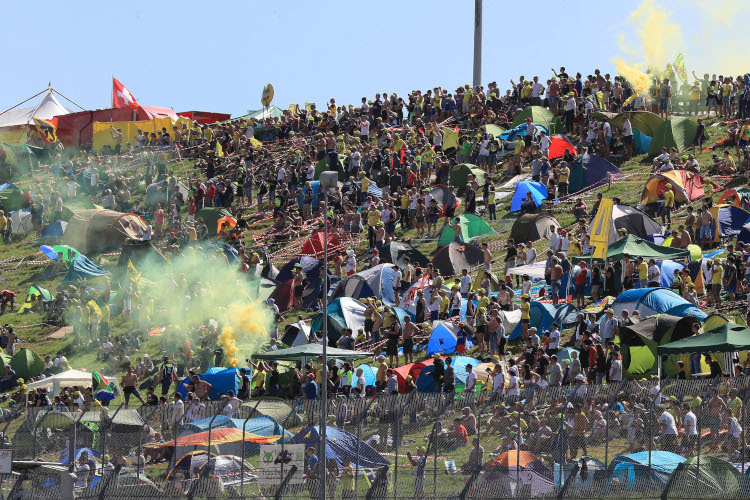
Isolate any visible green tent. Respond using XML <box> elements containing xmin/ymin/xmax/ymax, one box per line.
<box><xmin>0</xmin><ymin>353</ymin><xmax>11</xmax><ymax>371</ymax></box>
<box><xmin>243</xmin><ymin>105</ymin><xmax>286</xmax><ymax>121</ymax></box>
<box><xmin>648</xmin><ymin>117</ymin><xmax>698</xmax><ymax>155</ymax></box>
<box><xmin>10</xmin><ymin>348</ymin><xmax>45</xmax><ymax>380</ymax></box>
<box><xmin>0</xmin><ymin>184</ymin><xmax>22</xmax><ymax>211</ymax></box>
<box><xmin>591</xmin><ymin>110</ymin><xmax>665</xmax><ymax>137</ymax></box>
<box><xmin>17</xmin><ymin>285</ymin><xmax>54</xmax><ymax>313</ymax></box>
<box><xmin>196</xmin><ymin>207</ymin><xmax>233</xmax><ymax>234</ymax></box>
<box><xmin>448</xmin><ymin>164</ymin><xmax>485</xmax><ymax>194</ymax></box>
<box><xmin>481</xmin><ymin>124</ymin><xmax>506</xmax><ymax>137</ymax></box>
<box><xmin>253</xmin><ymin>343</ymin><xmax>372</xmax><ymax>361</ymax></box>
<box><xmin>314</xmin><ymin>154</ymin><xmax>346</xmax><ymax>179</ymax></box>
<box><xmin>52</xmin><ymin>245</ymin><xmax>80</xmax><ymax>265</ymax></box>
<box><xmin>510</xmin><ymin>106</ymin><xmax>559</xmax><ymax>132</ymax></box>
<box><xmin>665</xmin><ymin>456</ymin><xmax>742</xmax><ymax>499</ymax></box>
<box><xmin>605</xmin><ymin>234</ymin><xmax>691</xmax><ymax>262</ymax></box>
<box><xmin>437</xmin><ymin>213</ymin><xmax>495</xmax><ymax>247</ymax></box>
<box><xmin>658</xmin><ymin>322</ymin><xmax>750</xmax><ymax>355</ymax></box>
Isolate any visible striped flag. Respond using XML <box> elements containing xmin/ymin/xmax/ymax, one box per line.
<box><xmin>92</xmin><ymin>372</ymin><xmax>108</xmax><ymax>391</ymax></box>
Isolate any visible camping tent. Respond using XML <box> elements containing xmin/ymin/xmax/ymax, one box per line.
<box><xmin>665</xmin><ymin>455</ymin><xmax>742</xmax><ymax>499</ymax></box>
<box><xmin>554</xmin><ymin>456</ymin><xmax>606</xmax><ymax>495</ymax></box>
<box><xmin>656</xmin><ymin>259</ymin><xmax>685</xmax><ymax>288</ymax></box>
<box><xmin>709</xmin><ymin>204</ymin><xmax>750</xmax><ymax>243</ymax></box>
<box><xmin>548</xmin><ymin>135</ymin><xmax>577</xmax><ymax>160</ymax></box>
<box><xmin>146</xmin><ymin>427</ymin><xmax>283</xmax><ymax>460</ymax></box>
<box><xmin>431</xmin><ymin>242</ymin><xmax>485</xmax><ymax>277</ymax></box>
<box><xmin>63</xmin><ymin>209</ymin><xmax>147</xmax><ymax>253</ymax></box>
<box><xmin>437</xmin><ymin>214</ymin><xmax>495</xmax><ymax>247</ymax></box>
<box><xmin>632</xmin><ymin>129</ymin><xmax>652</xmax><ymax>154</ymax></box>
<box><xmin>254</xmin><ymin>343</ymin><xmax>371</xmax><ymax>361</ymax></box>
<box><xmin>310</xmin><ymin>297</ymin><xmax>366</xmax><ymax>343</ymax></box>
<box><xmin>300</xmin><ymin>231</ymin><xmax>343</xmax><ymax>259</ymax></box>
<box><xmin>270</xmin><ymin>277</ymin><xmax>321</xmax><ymax>312</ymax></box>
<box><xmin>428</xmin><ymin>184</ymin><xmax>462</xmax><ymax>216</ymax></box>
<box><xmin>26</xmin><ymin>368</ymin><xmax>119</xmax><ymax>397</ymax></box>
<box><xmin>480</xmin><ymin>450</ymin><xmax>554</xmax><ymax>498</ymax></box>
<box><xmin>281</xmin><ymin>321</ymin><xmax>311</xmax><ymax>347</ymax></box>
<box><xmin>658</xmin><ymin>322</ymin><xmax>750</xmax><ymax>355</ymax></box>
<box><xmin>640</xmin><ymin>170</ymin><xmax>718</xmax><ymax>206</ymax></box>
<box><xmin>17</xmin><ymin>285</ymin><xmax>54</xmax><ymax>313</ymax></box>
<box><xmin>10</xmin><ymin>348</ymin><xmax>44</xmax><ymax>379</ymax></box>
<box><xmin>448</xmin><ymin>164</ymin><xmax>485</xmax><ymax>194</ymax></box>
<box><xmin>415</xmin><ymin>356</ymin><xmax>481</xmax><ymax>392</ymax></box>
<box><xmin>717</xmin><ymin>187</ymin><xmax>750</xmax><ymax>207</ymax></box>
<box><xmin>168</xmin><ymin>452</ymin><xmax>257</xmax><ymax>486</ymax></box>
<box><xmin>498</xmin><ymin>122</ymin><xmax>548</xmax><ymax>142</ymax></box>
<box><xmin>62</xmin><ymin>254</ymin><xmax>110</xmax><ymax>282</ymax></box>
<box><xmin>426</xmin><ymin>321</ymin><xmax>462</xmax><ymax>356</ymax></box>
<box><xmin>510</xmin><ymin>181</ymin><xmax>547</xmax><ymax>212</ymax></box>
<box><xmin>511</xmin><ymin>106</ymin><xmax>558</xmax><ymax>131</ymax></box>
<box><xmin>379</xmin><ymin>241</ymin><xmax>430</xmax><ymax>269</ymax></box>
<box><xmin>605</xmin><ymin>234</ymin><xmax>690</xmax><ymax>262</ymax></box>
<box><xmin>332</xmin><ymin>264</ymin><xmax>398</xmax><ymax>305</ymax></box>
<box><xmin>195</xmin><ymin>207</ymin><xmax>233</xmax><ymax>234</ymax></box>
<box><xmin>589</xmin><ymin>201</ymin><xmax>664</xmax><ymax>250</ymax></box>
<box><xmin>607</xmin><ymin>451</ymin><xmax>686</xmax><ymax>491</ymax></box>
<box><xmin>482</xmin><ymin>124</ymin><xmax>506</xmax><ymax>137</ymax></box>
<box><xmin>612</xmin><ymin>288</ymin><xmax>706</xmax><ymax>320</ymax></box>
<box><xmin>145</xmin><ymin>179</ymin><xmax>189</xmax><ymax>209</ymax></box>
<box><xmin>648</xmin><ymin>117</ymin><xmax>698</xmax><ymax>154</ymax></box>
<box><xmin>507</xmin><ymin>302</ymin><xmax>579</xmax><ymax>340</ymax></box>
<box><xmin>592</xmin><ymin>110</ymin><xmax>665</xmax><ymax>137</ymax></box>
<box><xmin>276</xmin><ymin>256</ymin><xmax>323</xmax><ymax>285</ymax></box>
<box><xmin>288</xmin><ymin>426</ymin><xmax>389</xmax><ymax>471</ymax></box>
<box><xmin>568</xmin><ymin>154</ymin><xmax>623</xmax><ymax>194</ymax></box>
<box><xmin>0</xmin><ymin>183</ymin><xmax>22</xmax><ymax>211</ymax></box>
<box><xmin>619</xmin><ymin>314</ymin><xmax>701</xmax><ymax>377</ymax></box>
<box><xmin>9</xmin><ymin>210</ymin><xmax>32</xmax><ymax>235</ymax></box>
<box><xmin>116</xmin><ymin>239</ymin><xmax>167</xmax><ymax>270</ymax></box>
<box><xmin>179</xmin><ymin>415</ymin><xmax>289</xmax><ymax>440</ymax></box>
<box><xmin>40</xmin><ymin>220</ymin><xmax>67</xmax><ymax>241</ymax></box>
<box><xmin>509</xmin><ymin>214</ymin><xmax>561</xmax><ymax>243</ymax></box>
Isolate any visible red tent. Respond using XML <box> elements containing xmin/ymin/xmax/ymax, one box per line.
<box><xmin>178</xmin><ymin>111</ymin><xmax>232</xmax><ymax>124</ymax></box>
<box><xmin>137</xmin><ymin>105</ymin><xmax>178</xmax><ymax>120</ymax></box>
<box><xmin>408</xmin><ymin>357</ymin><xmax>443</xmax><ymax>381</ymax></box>
<box><xmin>55</xmin><ymin>108</ymin><xmax>137</xmax><ymax>147</ymax></box>
<box><xmin>269</xmin><ymin>279</ymin><xmax>294</xmax><ymax>312</ymax></box>
<box><xmin>300</xmin><ymin>231</ymin><xmax>343</xmax><ymax>259</ymax></box>
<box><xmin>392</xmin><ymin>364</ymin><xmax>413</xmax><ymax>393</ymax></box>
<box><xmin>548</xmin><ymin>135</ymin><xmax>577</xmax><ymax>160</ymax></box>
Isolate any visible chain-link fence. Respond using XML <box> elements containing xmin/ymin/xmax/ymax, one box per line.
<box><xmin>5</xmin><ymin>377</ymin><xmax>750</xmax><ymax>498</ymax></box>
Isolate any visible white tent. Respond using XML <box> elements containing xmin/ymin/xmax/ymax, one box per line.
<box><xmin>26</xmin><ymin>369</ymin><xmax>120</xmax><ymax>397</ymax></box>
<box><xmin>506</xmin><ymin>262</ymin><xmax>547</xmax><ymax>279</ymax></box>
<box><xmin>0</xmin><ymin>91</ymin><xmax>72</xmax><ymax>129</ymax></box>
<box><xmin>9</xmin><ymin>210</ymin><xmax>33</xmax><ymax>235</ymax></box>
<box><xmin>281</xmin><ymin>321</ymin><xmax>310</xmax><ymax>347</ymax></box>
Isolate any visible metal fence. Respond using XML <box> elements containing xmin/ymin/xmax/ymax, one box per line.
<box><xmin>4</xmin><ymin>377</ymin><xmax>750</xmax><ymax>499</ymax></box>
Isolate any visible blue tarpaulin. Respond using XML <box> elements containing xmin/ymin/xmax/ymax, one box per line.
<box><xmin>62</xmin><ymin>254</ymin><xmax>110</xmax><ymax>282</ymax></box>
<box><xmin>176</xmin><ymin>367</ymin><xmax>238</xmax><ymax>401</ymax></box>
<box><xmin>41</xmin><ymin>220</ymin><xmax>68</xmax><ymax>241</ymax></box>
<box><xmin>498</xmin><ymin>123</ymin><xmax>548</xmax><ymax>142</ymax></box>
<box><xmin>511</xmin><ymin>181</ymin><xmax>548</xmax><ymax>212</ymax></box>
<box><xmin>609</xmin><ymin>451</ymin><xmax>686</xmax><ymax>490</ymax></box>
<box><xmin>288</xmin><ymin>426</ymin><xmax>389</xmax><ymax>471</ymax></box>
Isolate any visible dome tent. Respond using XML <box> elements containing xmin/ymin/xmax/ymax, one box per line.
<box><xmin>511</xmin><ymin>105</ymin><xmax>559</xmax><ymax>132</ymax></box>
<box><xmin>612</xmin><ymin>288</ymin><xmax>706</xmax><ymax>321</ymax></box>
<box><xmin>10</xmin><ymin>348</ymin><xmax>44</xmax><ymax>379</ymax></box>
<box><xmin>63</xmin><ymin>209</ymin><xmax>147</xmax><ymax>254</ymax></box>
<box><xmin>509</xmin><ymin>214</ymin><xmax>561</xmax><ymax>243</ymax></box>
<box><xmin>280</xmin><ymin>321</ymin><xmax>310</xmax><ymax>347</ymax></box>
<box><xmin>379</xmin><ymin>241</ymin><xmax>430</xmax><ymax>269</ymax></box>
<box><xmin>606</xmin><ymin>451</ymin><xmax>686</xmax><ymax>492</ymax></box>
<box><xmin>568</xmin><ymin>153</ymin><xmax>623</xmax><ymax>194</ymax></box>
<box><xmin>310</xmin><ymin>297</ymin><xmax>366</xmax><ymax>344</ymax></box>
<box><xmin>506</xmin><ymin>302</ymin><xmax>579</xmax><ymax>340</ymax></box>
<box><xmin>40</xmin><ymin>220</ymin><xmax>68</xmax><ymax>241</ymax></box>
<box><xmin>510</xmin><ymin>181</ymin><xmax>547</xmax><ymax>212</ymax></box>
<box><xmin>448</xmin><ymin>163</ymin><xmax>485</xmax><ymax>194</ymax></box>
<box><xmin>276</xmin><ymin>256</ymin><xmax>323</xmax><ymax>285</ymax></box>
<box><xmin>641</xmin><ymin>170</ymin><xmax>718</xmax><ymax>206</ymax></box>
<box><xmin>431</xmin><ymin>242</ymin><xmax>485</xmax><ymax>277</ymax></box>
<box><xmin>415</xmin><ymin>356</ymin><xmax>481</xmax><ymax>392</ymax></box>
<box><xmin>332</xmin><ymin>263</ymin><xmax>398</xmax><ymax>305</ymax></box>
<box><xmin>0</xmin><ymin>183</ymin><xmax>22</xmax><ymax>211</ymax></box>
<box><xmin>428</xmin><ymin>184</ymin><xmax>462</xmax><ymax>217</ymax></box>
<box><xmin>437</xmin><ymin>213</ymin><xmax>495</xmax><ymax>247</ymax></box>
<box><xmin>288</xmin><ymin>426</ymin><xmax>389</xmax><ymax>471</ymax></box>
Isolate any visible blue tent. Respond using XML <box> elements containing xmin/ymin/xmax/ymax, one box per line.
<box><xmin>360</xmin><ymin>365</ymin><xmax>376</xmax><ymax>387</ymax></box>
<box><xmin>59</xmin><ymin>447</ymin><xmax>101</xmax><ymax>465</ymax></box>
<box><xmin>180</xmin><ymin>415</ymin><xmax>290</xmax><ymax>439</ymax></box>
<box><xmin>332</xmin><ymin>264</ymin><xmax>398</xmax><ymax>305</ymax></box>
<box><xmin>310</xmin><ymin>297</ymin><xmax>366</xmax><ymax>343</ymax></box>
<box><xmin>41</xmin><ymin>220</ymin><xmax>68</xmax><ymax>241</ymax></box>
<box><xmin>657</xmin><ymin>259</ymin><xmax>685</xmax><ymax>288</ymax></box>
<box><xmin>415</xmin><ymin>356</ymin><xmax>481</xmax><ymax>391</ymax></box>
<box><xmin>0</xmin><ymin>183</ymin><xmax>17</xmax><ymax>191</ymax></box>
<box><xmin>511</xmin><ymin>181</ymin><xmax>548</xmax><ymax>212</ymax></box>
<box><xmin>498</xmin><ymin>122</ymin><xmax>548</xmax><ymax>142</ymax></box>
<box><xmin>632</xmin><ymin>129</ymin><xmax>652</xmax><ymax>154</ymax></box>
<box><xmin>714</xmin><ymin>205</ymin><xmax>750</xmax><ymax>240</ymax></box>
<box><xmin>738</xmin><ymin>221</ymin><xmax>750</xmax><ymax>244</ymax></box>
<box><xmin>62</xmin><ymin>254</ymin><xmax>110</xmax><ymax>282</ymax></box>
<box><xmin>177</xmin><ymin>367</ymin><xmax>239</xmax><ymax>401</ymax></box>
<box><xmin>288</xmin><ymin>426</ymin><xmax>389</xmax><ymax>471</ymax></box>
<box><xmin>276</xmin><ymin>256</ymin><xmax>323</xmax><ymax>284</ymax></box>
<box><xmin>507</xmin><ymin>302</ymin><xmax>579</xmax><ymax>340</ymax></box>
<box><xmin>426</xmin><ymin>321</ymin><xmax>460</xmax><ymax>356</ymax></box>
<box><xmin>608</xmin><ymin>451</ymin><xmax>686</xmax><ymax>490</ymax></box>
<box><xmin>611</xmin><ymin>288</ymin><xmax>706</xmax><ymax>320</ymax></box>
<box><xmin>568</xmin><ymin>153</ymin><xmax>624</xmax><ymax>194</ymax></box>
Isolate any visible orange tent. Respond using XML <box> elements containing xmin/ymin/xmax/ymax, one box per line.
<box><xmin>217</xmin><ymin>215</ymin><xmax>237</xmax><ymax>233</ymax></box>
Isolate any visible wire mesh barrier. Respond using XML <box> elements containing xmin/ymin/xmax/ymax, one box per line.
<box><xmin>5</xmin><ymin>377</ymin><xmax>750</xmax><ymax>498</ymax></box>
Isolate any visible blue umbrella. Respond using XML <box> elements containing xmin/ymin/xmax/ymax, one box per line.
<box><xmin>40</xmin><ymin>245</ymin><xmax>58</xmax><ymax>260</ymax></box>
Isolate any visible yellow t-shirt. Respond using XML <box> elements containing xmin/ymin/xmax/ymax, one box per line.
<box><xmin>559</xmin><ymin>167</ymin><xmax>570</xmax><ymax>183</ymax></box>
<box><xmin>0</xmin><ymin>216</ymin><xmax>6</xmax><ymax>231</ymax></box>
<box><xmin>101</xmin><ymin>305</ymin><xmax>110</xmax><ymax>323</ymax></box>
<box><xmin>367</xmin><ymin>210</ymin><xmax>381</xmax><ymax>227</ymax></box>
<box><xmin>440</xmin><ymin>296</ymin><xmax>450</xmax><ymax>313</ymax></box>
<box><xmin>487</xmin><ymin>192</ymin><xmax>496</xmax><ymax>206</ymax></box>
<box><xmin>705</xmin><ymin>183</ymin><xmax>713</xmax><ymax>198</ymax></box>
<box><xmin>723</xmin><ymin>83</ymin><xmax>733</xmax><ymax>97</ymax></box>
<box><xmin>376</xmin><ymin>362</ymin><xmax>387</xmax><ymax>382</ymax></box>
<box><xmin>521</xmin><ymin>302</ymin><xmax>530</xmax><ymax>320</ymax></box>
<box><xmin>362</xmin><ymin>177</ymin><xmax>371</xmax><ymax>191</ymax></box>
<box><xmin>255</xmin><ymin>370</ymin><xmax>266</xmax><ymax>389</ymax></box>
<box><xmin>204</xmin><ymin>128</ymin><xmax>214</xmax><ymax>141</ymax></box>
<box><xmin>712</xmin><ymin>265</ymin><xmax>723</xmax><ymax>285</ymax></box>
<box><xmin>729</xmin><ymin>397</ymin><xmax>743</xmax><ymax>418</ymax></box>
<box><xmin>663</xmin><ymin>189</ymin><xmax>674</xmax><ymax>208</ymax></box>
<box><xmin>400</xmin><ymin>195</ymin><xmax>409</xmax><ymax>210</ymax></box>
<box><xmin>423</xmin><ymin>149</ymin><xmax>435</xmax><ymax>163</ymax></box>
<box><xmin>638</xmin><ymin>262</ymin><xmax>648</xmax><ymax>280</ymax></box>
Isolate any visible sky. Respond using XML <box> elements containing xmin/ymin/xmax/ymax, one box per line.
<box><xmin>0</xmin><ymin>0</ymin><xmax>726</xmax><ymax>118</ymax></box>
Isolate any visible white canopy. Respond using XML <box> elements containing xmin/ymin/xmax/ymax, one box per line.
<box><xmin>0</xmin><ymin>91</ymin><xmax>72</xmax><ymax>129</ymax></box>
<box><xmin>506</xmin><ymin>262</ymin><xmax>547</xmax><ymax>279</ymax></box>
<box><xmin>26</xmin><ymin>369</ymin><xmax>119</xmax><ymax>397</ymax></box>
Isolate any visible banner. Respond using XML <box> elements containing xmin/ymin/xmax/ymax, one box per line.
<box><xmin>261</xmin><ymin>83</ymin><xmax>274</xmax><ymax>108</ymax></box>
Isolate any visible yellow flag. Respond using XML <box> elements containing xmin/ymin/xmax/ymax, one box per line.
<box><xmin>288</xmin><ymin>104</ymin><xmax>299</xmax><ymax>114</ymax></box>
<box><xmin>673</xmin><ymin>53</ymin><xmax>687</xmax><ymax>83</ymax></box>
<box><xmin>304</xmin><ymin>102</ymin><xmax>315</xmax><ymax>113</ymax></box>
<box><xmin>595</xmin><ymin>91</ymin><xmax>605</xmax><ymax>110</ymax></box>
<box><xmin>261</xmin><ymin>83</ymin><xmax>274</xmax><ymax>108</ymax></box>
<box><xmin>216</xmin><ymin>141</ymin><xmax>224</xmax><ymax>157</ymax></box>
<box><xmin>127</xmin><ymin>260</ymin><xmax>141</xmax><ymax>284</ymax></box>
<box><xmin>32</xmin><ymin>117</ymin><xmax>58</xmax><ymax>144</ymax></box>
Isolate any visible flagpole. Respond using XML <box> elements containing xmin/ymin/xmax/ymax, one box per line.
<box><xmin>110</xmin><ymin>76</ymin><xmax>114</xmax><ymax>124</ymax></box>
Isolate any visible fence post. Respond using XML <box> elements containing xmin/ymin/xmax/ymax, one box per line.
<box><xmin>604</xmin><ymin>401</ymin><xmax>609</xmax><ymax>468</ymax></box>
<box><xmin>516</xmin><ymin>406</ymin><xmax>521</xmax><ymax>498</ymax></box>
<box><xmin>393</xmin><ymin>394</ymin><xmax>402</xmax><ymax>500</ymax></box>
<box><xmin>31</xmin><ymin>407</ymin><xmax>54</xmax><ymax>460</ymax></box>
<box><xmin>69</xmin><ymin>405</ymin><xmax>92</xmax><ymax>473</ymax></box>
<box><xmin>240</xmin><ymin>395</ymin><xmax>266</xmax><ymax>497</ymax></box>
<box><xmin>742</xmin><ymin>394</ymin><xmax>747</xmax><ymax>474</ymax></box>
<box><xmin>695</xmin><ymin>398</ymin><xmax>702</xmax><ymax>493</ymax></box>
<box><xmin>355</xmin><ymin>396</ymin><xmax>376</xmax><ymax>500</ymax></box>
<box><xmin>433</xmin><ymin>392</ymin><xmax>442</xmax><ymax>499</ymax></box>
<box><xmin>99</xmin><ymin>404</ymin><xmax>124</xmax><ymax>479</ymax></box>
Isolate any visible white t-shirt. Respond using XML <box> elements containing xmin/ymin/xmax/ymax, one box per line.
<box><xmin>565</xmin><ymin>97</ymin><xmax>576</xmax><ymax>111</ymax></box>
<box><xmin>360</xmin><ymin>119</ymin><xmax>370</xmax><ymax>136</ymax></box>
<box><xmin>223</xmin><ymin>402</ymin><xmax>234</xmax><ymax>417</ymax></box>
<box><xmin>68</xmin><ymin>182</ymin><xmax>79</xmax><ymax>198</ymax></box>
<box><xmin>54</xmin><ymin>356</ymin><xmax>67</xmax><ymax>367</ymax></box>
<box><xmin>526</xmin><ymin>122</ymin><xmax>537</xmax><ymax>137</ymax></box>
<box><xmin>346</xmin><ymin>257</ymin><xmax>356</xmax><ymax>274</ymax></box>
<box><xmin>659</xmin><ymin>411</ymin><xmax>678</xmax><ymax>435</ymax></box>
<box><xmin>356</xmin><ymin>375</ymin><xmax>366</xmax><ymax>394</ymax></box>
<box><xmin>730</xmin><ymin>417</ymin><xmax>742</xmax><ymax>438</ymax></box>
<box><xmin>549</xmin><ymin>232</ymin><xmax>560</xmax><ymax>251</ymax></box>
<box><xmin>549</xmin><ymin>329</ymin><xmax>560</xmax><ymax>349</ymax></box>
<box><xmin>465</xmin><ymin>371</ymin><xmax>477</xmax><ymax>392</ymax></box>
<box><xmin>609</xmin><ymin>359</ymin><xmax>622</xmax><ymax>381</ymax></box>
<box><xmin>532</xmin><ymin>83</ymin><xmax>545</xmax><ymax>97</ymax></box>
<box><xmin>508</xmin><ymin>375</ymin><xmax>520</xmax><ymax>396</ymax></box>
<box><xmin>683</xmin><ymin>411</ymin><xmax>697</xmax><ymax>435</ymax></box>
<box><xmin>451</xmin><ymin>292</ymin><xmax>462</xmax><ymax>310</ymax></box>
<box><xmin>540</xmin><ymin>136</ymin><xmax>552</xmax><ymax>152</ymax></box>
<box><xmin>603</xmin><ymin>122</ymin><xmax>612</xmax><ymax>138</ymax></box>
<box><xmin>648</xmin><ymin>265</ymin><xmax>660</xmax><ymax>282</ymax></box>
<box><xmin>527</xmin><ymin>247</ymin><xmax>537</xmax><ymax>264</ymax></box>
<box><xmin>521</xmin><ymin>280</ymin><xmax>532</xmax><ymax>295</ymax></box>
<box><xmin>492</xmin><ymin>372</ymin><xmax>505</xmax><ymax>393</ymax></box>
<box><xmin>460</xmin><ymin>275</ymin><xmax>472</xmax><ymax>294</ymax></box>
<box><xmin>172</xmin><ymin>399</ymin><xmax>185</xmax><ymax>422</ymax></box>
<box><xmin>76</xmin><ymin>464</ymin><xmax>90</xmax><ymax>487</ymax></box>
<box><xmin>623</xmin><ymin>120</ymin><xmax>633</xmax><ymax>137</ymax></box>
<box><xmin>392</xmin><ymin>269</ymin><xmax>402</xmax><ymax>288</ymax></box>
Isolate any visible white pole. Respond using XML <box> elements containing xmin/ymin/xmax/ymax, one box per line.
<box><xmin>320</xmin><ymin>189</ymin><xmax>328</xmax><ymax>500</ymax></box>
<box><xmin>473</xmin><ymin>0</ymin><xmax>483</xmax><ymax>89</ymax></box>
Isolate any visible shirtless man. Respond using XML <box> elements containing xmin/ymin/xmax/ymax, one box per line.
<box><xmin>122</xmin><ymin>367</ymin><xmax>146</xmax><ymax>407</ymax></box>
<box><xmin>487</xmin><ymin>309</ymin><xmax>503</xmax><ymax>358</ymax></box>
<box><xmin>110</xmin><ymin>126</ymin><xmax>123</xmax><ymax>155</ymax></box>
<box><xmin>292</xmin><ymin>266</ymin><xmax>305</xmax><ymax>309</ymax></box>
<box><xmin>371</xmin><ymin>307</ymin><xmax>383</xmax><ymax>344</ymax></box>
<box><xmin>623</xmin><ymin>254</ymin><xmax>634</xmax><ymax>290</ymax></box>
<box><xmin>402</xmin><ymin>316</ymin><xmax>419</xmax><ymax>364</ymax></box>
<box><xmin>332</xmin><ymin>251</ymin><xmax>344</xmax><ymax>278</ymax></box>
<box><xmin>192</xmin><ymin>374</ymin><xmax>213</xmax><ymax>401</ymax></box>
<box><xmin>482</xmin><ymin>242</ymin><xmax>492</xmax><ymax>271</ymax></box>
<box><xmin>549</xmin><ymin>257</ymin><xmax>564</xmax><ymax>305</ymax></box>
<box><xmin>363</xmin><ymin>299</ymin><xmax>375</xmax><ymax>340</ymax></box>
<box><xmin>708</xmin><ymin>389</ymin><xmax>726</xmax><ymax>450</ymax></box>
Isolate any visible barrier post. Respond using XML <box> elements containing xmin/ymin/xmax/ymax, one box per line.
<box><xmin>433</xmin><ymin>392</ymin><xmax>442</xmax><ymax>498</ymax></box>
<box><xmin>355</xmin><ymin>396</ymin><xmax>376</xmax><ymax>499</ymax></box>
<box><xmin>240</xmin><ymin>395</ymin><xmax>266</xmax><ymax>497</ymax></box>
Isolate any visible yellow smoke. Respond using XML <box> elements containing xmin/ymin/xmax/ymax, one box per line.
<box><xmin>219</xmin><ymin>327</ymin><xmax>240</xmax><ymax>367</ymax></box>
<box><xmin>626</xmin><ymin>0</ymin><xmax>683</xmax><ymax>70</ymax></box>
<box><xmin>218</xmin><ymin>303</ymin><xmax>270</xmax><ymax>367</ymax></box>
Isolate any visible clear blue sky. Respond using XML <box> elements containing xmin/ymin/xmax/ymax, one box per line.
<box><xmin>1</xmin><ymin>0</ymin><xmax>711</xmax><ymax>117</ymax></box>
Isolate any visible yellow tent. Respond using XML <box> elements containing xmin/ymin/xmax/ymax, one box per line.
<box><xmin>589</xmin><ymin>198</ymin><xmax>614</xmax><ymax>259</ymax></box>
<box><xmin>92</xmin><ymin>116</ymin><xmax>194</xmax><ymax>150</ymax></box>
